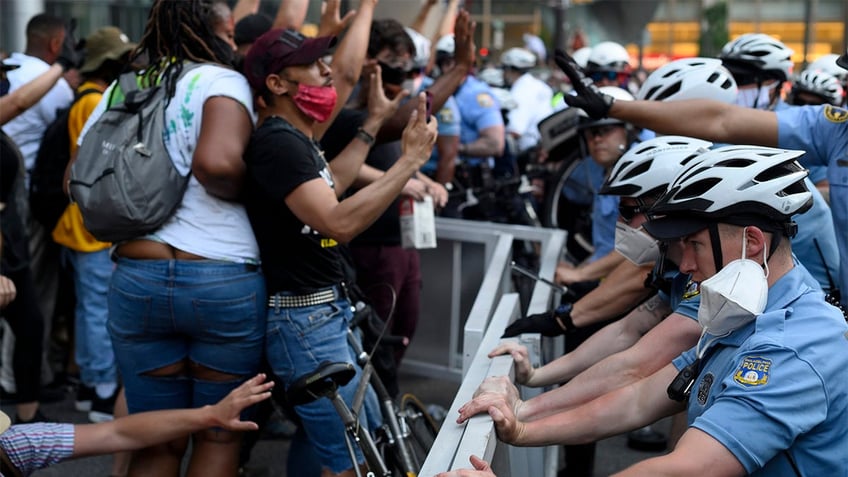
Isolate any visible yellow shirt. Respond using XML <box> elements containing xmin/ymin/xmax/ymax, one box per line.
<box><xmin>52</xmin><ymin>81</ymin><xmax>111</xmax><ymax>252</ymax></box>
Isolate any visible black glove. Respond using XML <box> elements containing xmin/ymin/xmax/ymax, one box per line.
<box><xmin>56</xmin><ymin>19</ymin><xmax>83</xmax><ymax>72</ymax></box>
<box><xmin>553</xmin><ymin>48</ymin><xmax>615</xmax><ymax>119</ymax></box>
<box><xmin>502</xmin><ymin>303</ymin><xmax>575</xmax><ymax>338</ymax></box>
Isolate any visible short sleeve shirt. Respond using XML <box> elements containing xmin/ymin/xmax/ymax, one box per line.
<box><xmin>507</xmin><ymin>73</ymin><xmax>553</xmax><ymax>152</ymax></box>
<box><xmin>672</xmin><ymin>267</ymin><xmax>848</xmax><ymax>475</ymax></box>
<box><xmin>78</xmin><ymin>64</ymin><xmax>259</xmax><ymax>262</ymax></box>
<box><xmin>1</xmin><ymin>422</ymin><xmax>75</xmax><ymax>475</ymax></box>
<box><xmin>243</xmin><ymin>116</ymin><xmax>345</xmax><ymax>293</ymax></box>
<box><xmin>455</xmin><ymin>76</ymin><xmax>504</xmax><ymax>163</ymax></box>
<box><xmin>777</xmin><ymin>104</ymin><xmax>848</xmax><ymax>302</ymax></box>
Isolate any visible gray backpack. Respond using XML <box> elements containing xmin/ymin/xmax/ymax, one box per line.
<box><xmin>69</xmin><ymin>63</ymin><xmax>201</xmax><ymax>243</ymax></box>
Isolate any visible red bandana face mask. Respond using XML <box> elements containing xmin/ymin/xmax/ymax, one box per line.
<box><xmin>291</xmin><ymin>82</ymin><xmax>337</xmax><ymax>122</ymax></box>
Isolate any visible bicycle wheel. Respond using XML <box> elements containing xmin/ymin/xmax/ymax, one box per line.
<box><xmin>541</xmin><ymin>156</ymin><xmax>597</xmax><ymax>264</ymax></box>
<box><xmin>399</xmin><ymin>393</ymin><xmax>440</xmax><ymax>471</ymax></box>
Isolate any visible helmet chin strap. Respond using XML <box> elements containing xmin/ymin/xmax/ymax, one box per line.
<box><xmin>708</xmin><ymin>223</ymin><xmax>723</xmax><ymax>274</ymax></box>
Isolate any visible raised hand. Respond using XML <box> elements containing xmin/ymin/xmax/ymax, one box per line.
<box><xmin>488</xmin><ymin>341</ymin><xmax>535</xmax><ymax>385</ymax></box>
<box><xmin>453</xmin><ymin>10</ymin><xmax>476</xmax><ymax>69</ymax></box>
<box><xmin>318</xmin><ymin>0</ymin><xmax>357</xmax><ymax>37</ymax></box>
<box><xmin>553</xmin><ymin>48</ymin><xmax>615</xmax><ymax>119</ymax></box>
<box><xmin>401</xmin><ymin>92</ymin><xmax>439</xmax><ymax>167</ymax></box>
<box><xmin>365</xmin><ymin>64</ymin><xmax>409</xmax><ymax>127</ymax></box>
<box><xmin>208</xmin><ymin>373</ymin><xmax>275</xmax><ymax>432</ymax></box>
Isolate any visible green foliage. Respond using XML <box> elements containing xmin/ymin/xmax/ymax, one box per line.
<box><xmin>699</xmin><ymin>1</ymin><xmax>728</xmax><ymax>58</ymax></box>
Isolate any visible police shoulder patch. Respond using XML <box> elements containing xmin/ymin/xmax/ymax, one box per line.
<box><xmin>476</xmin><ymin>93</ymin><xmax>494</xmax><ymax>108</ymax></box>
<box><xmin>823</xmin><ymin>105</ymin><xmax>848</xmax><ymax>123</ymax></box>
<box><xmin>681</xmin><ymin>279</ymin><xmax>700</xmax><ymax>300</ymax></box>
<box><xmin>733</xmin><ymin>355</ymin><xmax>772</xmax><ymax>388</ymax></box>
<box><xmin>438</xmin><ymin>107</ymin><xmax>455</xmax><ymax>124</ymax></box>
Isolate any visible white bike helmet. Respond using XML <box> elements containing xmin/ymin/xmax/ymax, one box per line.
<box><xmin>572</xmin><ymin>47</ymin><xmax>592</xmax><ymax>69</ymax></box>
<box><xmin>649</xmin><ymin>145</ymin><xmax>812</xmax><ymax>226</ymax></box>
<box><xmin>791</xmin><ymin>69</ymin><xmax>844</xmax><ymax>106</ymax></box>
<box><xmin>637</xmin><ymin>57</ymin><xmax>738</xmax><ymax>104</ymax></box>
<box><xmin>808</xmin><ymin>53</ymin><xmax>848</xmax><ymax>82</ymax></box>
<box><xmin>435</xmin><ymin>34</ymin><xmax>455</xmax><ymax>56</ymax></box>
<box><xmin>501</xmin><ymin>47</ymin><xmax>536</xmax><ymax>70</ymax></box>
<box><xmin>601</xmin><ymin>136</ymin><xmax>712</xmax><ymax>198</ymax></box>
<box><xmin>578</xmin><ymin>86</ymin><xmax>633</xmax><ymax>127</ymax></box>
<box><xmin>586</xmin><ymin>41</ymin><xmax>631</xmax><ymax>73</ymax></box>
<box><xmin>478</xmin><ymin>67</ymin><xmax>504</xmax><ymax>87</ymax></box>
<box><xmin>720</xmin><ymin>33</ymin><xmax>794</xmax><ymax>81</ymax></box>
<box><xmin>490</xmin><ymin>87</ymin><xmax>518</xmax><ymax>110</ymax></box>
<box><xmin>404</xmin><ymin>27</ymin><xmax>431</xmax><ymax>69</ymax></box>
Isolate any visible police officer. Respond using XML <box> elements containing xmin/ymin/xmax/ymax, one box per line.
<box><xmin>451</xmin><ymin>145</ymin><xmax>848</xmax><ymax>477</ymax></box>
<box><xmin>499</xmin><ymin>47</ymin><xmax>552</xmax><ymax>156</ymax></box>
<box><xmin>556</xmin><ymin>47</ymin><xmax>848</xmax><ymax>306</ymax></box>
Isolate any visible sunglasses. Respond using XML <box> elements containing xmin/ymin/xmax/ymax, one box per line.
<box><xmin>589</xmin><ymin>71</ymin><xmax>630</xmax><ymax>83</ymax></box>
<box><xmin>583</xmin><ymin>124</ymin><xmax>620</xmax><ymax>139</ymax></box>
<box><xmin>618</xmin><ymin>204</ymin><xmax>648</xmax><ymax>222</ymax></box>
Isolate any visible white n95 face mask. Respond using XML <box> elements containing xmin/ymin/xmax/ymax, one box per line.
<box><xmin>697</xmin><ymin>227</ymin><xmax>769</xmax><ymax>336</ymax></box>
<box><xmin>614</xmin><ymin>222</ymin><xmax>660</xmax><ymax>266</ymax></box>
<box><xmin>734</xmin><ymin>82</ymin><xmax>777</xmax><ymax>110</ymax></box>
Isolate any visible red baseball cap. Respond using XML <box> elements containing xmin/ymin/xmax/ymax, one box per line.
<box><xmin>243</xmin><ymin>28</ymin><xmax>337</xmax><ymax>91</ymax></box>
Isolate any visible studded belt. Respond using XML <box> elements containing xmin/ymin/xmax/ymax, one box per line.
<box><xmin>267</xmin><ymin>287</ymin><xmax>339</xmax><ymax>308</ymax></box>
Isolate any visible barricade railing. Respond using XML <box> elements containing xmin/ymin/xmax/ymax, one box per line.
<box><xmin>405</xmin><ymin>218</ymin><xmax>565</xmax><ymax>477</ymax></box>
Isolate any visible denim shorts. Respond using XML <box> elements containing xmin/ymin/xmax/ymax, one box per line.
<box><xmin>266</xmin><ymin>286</ymin><xmax>381</xmax><ymax>474</ymax></box>
<box><xmin>108</xmin><ymin>258</ymin><xmax>266</xmax><ymax>414</ymax></box>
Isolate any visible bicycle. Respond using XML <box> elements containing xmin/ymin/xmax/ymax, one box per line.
<box><xmin>285</xmin><ymin>302</ymin><xmax>440</xmax><ymax>477</ymax></box>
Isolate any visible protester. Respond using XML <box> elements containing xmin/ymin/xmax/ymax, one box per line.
<box><xmin>72</xmin><ymin>1</ymin><xmax>266</xmax><ymax>475</ymax></box>
<box><xmin>241</xmin><ymin>20</ymin><xmax>437</xmax><ymax>476</ymax></box>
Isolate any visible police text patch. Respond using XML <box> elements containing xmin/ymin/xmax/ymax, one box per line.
<box><xmin>733</xmin><ymin>356</ymin><xmax>771</xmax><ymax>388</ymax></box>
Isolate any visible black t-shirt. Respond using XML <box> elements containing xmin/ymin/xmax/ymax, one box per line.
<box><xmin>321</xmin><ymin>108</ymin><xmax>403</xmax><ymax>246</ymax></box>
<box><xmin>1</xmin><ymin>132</ymin><xmax>30</xmax><ymax>272</ymax></box>
<box><xmin>242</xmin><ymin>116</ymin><xmax>344</xmax><ymax>294</ymax></box>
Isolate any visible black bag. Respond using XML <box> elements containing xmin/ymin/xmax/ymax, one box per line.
<box><xmin>69</xmin><ymin>63</ymin><xmax>201</xmax><ymax>242</ymax></box>
<box><xmin>29</xmin><ymin>88</ymin><xmax>99</xmax><ymax>230</ymax></box>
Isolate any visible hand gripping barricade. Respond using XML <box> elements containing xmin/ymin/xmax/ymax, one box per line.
<box><xmin>69</xmin><ymin>63</ymin><xmax>202</xmax><ymax>242</ymax></box>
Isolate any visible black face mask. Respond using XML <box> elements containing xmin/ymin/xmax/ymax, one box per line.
<box><xmin>379</xmin><ymin>61</ymin><xmax>407</xmax><ymax>86</ymax></box>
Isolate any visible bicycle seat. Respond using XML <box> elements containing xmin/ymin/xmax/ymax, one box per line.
<box><xmin>286</xmin><ymin>361</ymin><xmax>356</xmax><ymax>406</ymax></box>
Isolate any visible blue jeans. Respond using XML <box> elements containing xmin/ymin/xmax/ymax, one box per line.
<box><xmin>108</xmin><ymin>258</ymin><xmax>266</xmax><ymax>414</ymax></box>
<box><xmin>62</xmin><ymin>248</ymin><xmax>116</xmax><ymax>387</ymax></box>
<box><xmin>266</xmin><ymin>286</ymin><xmax>381</xmax><ymax>474</ymax></box>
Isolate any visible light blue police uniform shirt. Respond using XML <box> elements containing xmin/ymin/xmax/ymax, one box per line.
<box><xmin>789</xmin><ymin>178</ymin><xmax>840</xmax><ymax>292</ymax></box>
<box><xmin>779</xmin><ymin>101</ymin><xmax>829</xmax><ymax>186</ymax></box>
<box><xmin>454</xmin><ymin>75</ymin><xmax>504</xmax><ymax>165</ymax></box>
<box><xmin>657</xmin><ymin>271</ymin><xmax>700</xmax><ymax>320</ymax></box>
<box><xmin>588</xmin><ymin>192</ymin><xmax>618</xmax><ymax>262</ymax></box>
<box><xmin>777</xmin><ymin>104</ymin><xmax>848</xmax><ymax>304</ymax></box>
<box><xmin>672</xmin><ymin>266</ymin><xmax>848</xmax><ymax>476</ymax></box>
<box><xmin>418</xmin><ymin>76</ymin><xmax>462</xmax><ymax>175</ymax></box>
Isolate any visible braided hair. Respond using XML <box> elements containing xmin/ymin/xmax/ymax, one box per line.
<box><xmin>131</xmin><ymin>0</ymin><xmax>234</xmax><ymax>98</ymax></box>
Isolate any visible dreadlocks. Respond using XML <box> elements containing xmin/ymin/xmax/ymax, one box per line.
<box><xmin>132</xmin><ymin>0</ymin><xmax>234</xmax><ymax>98</ymax></box>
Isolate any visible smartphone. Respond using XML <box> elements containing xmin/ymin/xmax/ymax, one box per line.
<box><xmin>425</xmin><ymin>91</ymin><xmax>433</xmax><ymax>123</ymax></box>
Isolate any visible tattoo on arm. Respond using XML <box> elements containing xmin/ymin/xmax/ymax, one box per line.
<box><xmin>637</xmin><ymin>294</ymin><xmax>668</xmax><ymax>320</ymax></box>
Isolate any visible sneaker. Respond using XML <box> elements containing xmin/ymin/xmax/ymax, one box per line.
<box><xmin>88</xmin><ymin>391</ymin><xmax>118</xmax><ymax>423</ymax></box>
<box><xmin>75</xmin><ymin>384</ymin><xmax>96</xmax><ymax>412</ymax></box>
<box><xmin>14</xmin><ymin>409</ymin><xmax>51</xmax><ymax>424</ymax></box>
